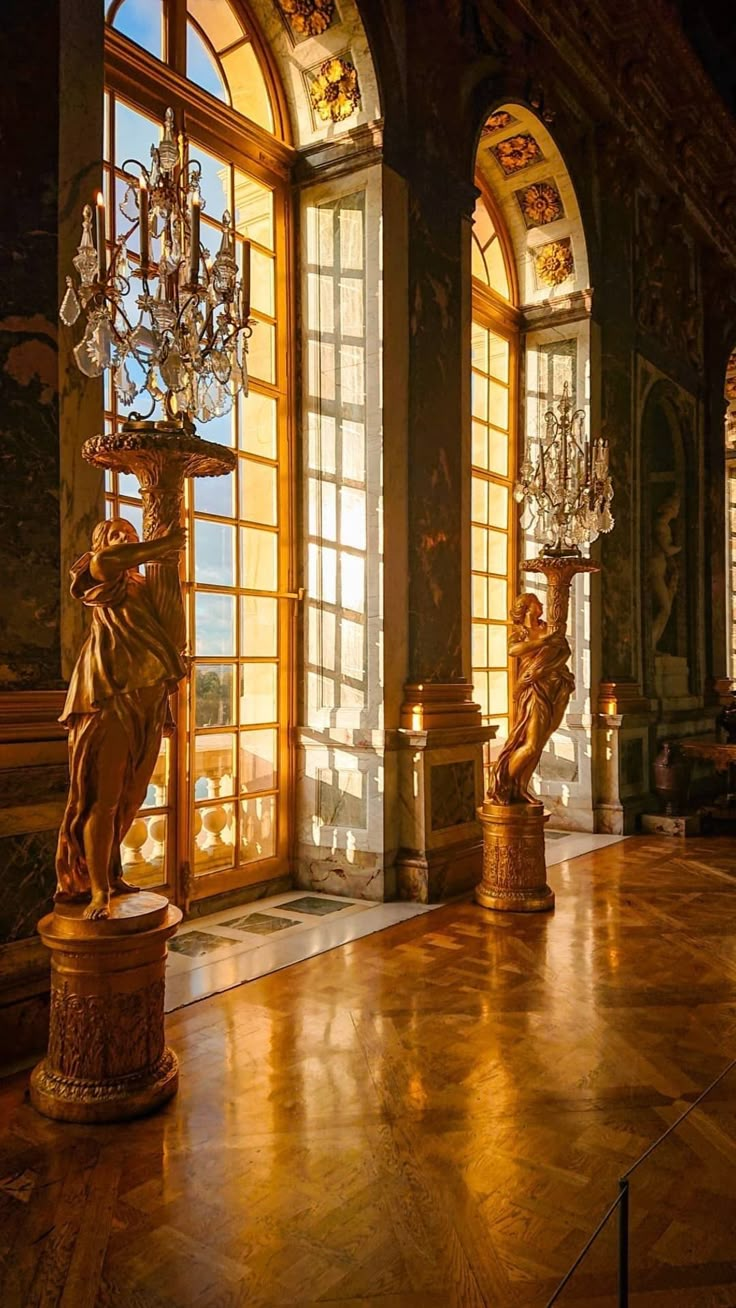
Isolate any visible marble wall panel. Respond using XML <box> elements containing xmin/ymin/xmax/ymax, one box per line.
<box><xmin>0</xmin><ymin>1</ymin><xmax>63</xmax><ymax>692</ymax></box>
<box><xmin>0</xmin><ymin>830</ymin><xmax>56</xmax><ymax>943</ymax></box>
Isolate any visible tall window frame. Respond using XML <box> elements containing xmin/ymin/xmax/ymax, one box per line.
<box><xmin>103</xmin><ymin>2</ymin><xmax>296</xmax><ymax>908</ymax></box>
<box><xmin>470</xmin><ymin>183</ymin><xmax>521</xmax><ymax>787</ymax></box>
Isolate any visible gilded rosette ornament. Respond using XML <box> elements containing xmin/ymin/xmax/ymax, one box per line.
<box><xmin>310</xmin><ymin>57</ymin><xmax>361</xmax><ymax>122</ymax></box>
<box><xmin>279</xmin><ymin>0</ymin><xmax>335</xmax><ymax>37</ymax></box>
<box><xmin>534</xmin><ymin>238</ymin><xmax>574</xmax><ymax>287</ymax></box>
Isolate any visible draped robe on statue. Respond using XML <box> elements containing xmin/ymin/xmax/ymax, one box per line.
<box><xmin>55</xmin><ymin>554</ymin><xmax>186</xmax><ymax>900</ymax></box>
<box><xmin>489</xmin><ymin>624</ymin><xmax>575</xmax><ymax>805</ymax></box>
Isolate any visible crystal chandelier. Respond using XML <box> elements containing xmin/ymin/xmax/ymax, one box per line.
<box><xmin>59</xmin><ymin>107</ymin><xmax>252</xmax><ymax>426</ymax></box>
<box><xmin>513</xmin><ymin>381</ymin><xmax>614</xmax><ymax>555</ymax></box>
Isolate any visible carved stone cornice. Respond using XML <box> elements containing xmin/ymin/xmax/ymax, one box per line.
<box><xmin>499</xmin><ymin>0</ymin><xmax>736</xmax><ymax>266</ymax></box>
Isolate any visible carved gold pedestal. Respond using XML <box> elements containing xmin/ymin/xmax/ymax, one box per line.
<box><xmin>475</xmin><ymin>802</ymin><xmax>554</xmax><ymax>912</ymax></box>
<box><xmin>30</xmin><ymin>892</ymin><xmax>182</xmax><ymax>1123</ymax></box>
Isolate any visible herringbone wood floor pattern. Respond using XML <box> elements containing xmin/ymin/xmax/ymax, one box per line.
<box><xmin>3</xmin><ymin>836</ymin><xmax>736</xmax><ymax>1306</ymax></box>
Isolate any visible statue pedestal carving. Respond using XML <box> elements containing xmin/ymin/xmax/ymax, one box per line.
<box><xmin>476</xmin><ymin>802</ymin><xmax>553</xmax><ymax>912</ymax></box>
<box><xmin>30</xmin><ymin>891</ymin><xmax>182</xmax><ymax>1123</ymax></box>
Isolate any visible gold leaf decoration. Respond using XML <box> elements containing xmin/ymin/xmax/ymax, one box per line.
<box><xmin>534</xmin><ymin>239</ymin><xmax>574</xmax><ymax>287</ymax></box>
<box><xmin>491</xmin><ymin>133</ymin><xmax>543</xmax><ymax>176</ymax></box>
<box><xmin>309</xmin><ymin>57</ymin><xmax>361</xmax><ymax>123</ymax></box>
<box><xmin>517</xmin><ymin>180</ymin><xmax>564</xmax><ymax>229</ymax></box>
<box><xmin>278</xmin><ymin>0</ymin><xmax>335</xmax><ymax>38</ymax></box>
<box><xmin>481</xmin><ymin>110</ymin><xmax>517</xmax><ymax>137</ymax></box>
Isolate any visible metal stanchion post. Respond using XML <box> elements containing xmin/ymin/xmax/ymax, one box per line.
<box><xmin>618</xmin><ymin>1178</ymin><xmax>629</xmax><ymax>1307</ymax></box>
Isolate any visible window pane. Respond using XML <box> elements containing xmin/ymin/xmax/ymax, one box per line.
<box><xmin>487</xmin><ymin>428</ymin><xmax>509</xmax><ymax>478</ymax></box>
<box><xmin>187</xmin><ymin>0</ymin><xmax>242</xmax><ymax>49</ymax></box>
<box><xmin>472</xmin><ymin>623</ymin><xmax>487</xmax><ymax>668</ymax></box>
<box><xmin>241</xmin><ymin>596</ymin><xmax>277</xmax><ymax>657</ymax></box>
<box><xmin>234</xmin><ymin>173</ymin><xmax>274</xmax><ymax>250</ymax></box>
<box><xmin>487</xmin><ymin>625</ymin><xmax>508</xmax><ymax>666</ymax></box>
<box><xmin>194</xmin><ymin>143</ymin><xmax>230</xmax><ymax>219</ymax></box>
<box><xmin>111</xmin><ymin>0</ymin><xmax>163</xmax><ymax>60</ymax></box>
<box><xmin>240</xmin><ymin>663</ymin><xmax>278</xmax><ymax>725</ymax></box>
<box><xmin>241</xmin><ymin>527</ymin><xmax>277</xmax><ymax>591</ymax></box>
<box><xmin>472</xmin><ymin>478</ymin><xmax>488</xmax><ymax>524</ymax></box>
<box><xmin>195</xmin><ymin>664</ymin><xmax>235</xmax><ymax>728</ymax></box>
<box><xmin>241</xmin><ymin>459</ymin><xmax>277</xmax><ymax>526</ymax></box>
<box><xmin>195</xmin><ymin>592</ymin><xmax>236</xmax><ymax>656</ymax></box>
<box><xmin>488</xmin><ymin>380</ymin><xmax>509</xmax><ymax>430</ymax></box>
<box><xmin>241</xmin><ymin>795</ymin><xmax>275</xmax><ymax>861</ymax></box>
<box><xmin>472</xmin><ymin>526</ymin><xmax>487</xmax><ymax>573</ymax></box>
<box><xmin>194</xmin><ymin>801</ymin><xmax>235</xmax><ymax>872</ymax></box>
<box><xmin>122</xmin><ymin>812</ymin><xmax>167</xmax><ymax>888</ymax></box>
<box><xmin>251</xmin><ymin>247</ymin><xmax>275</xmax><ymax>317</ymax></box>
<box><xmin>248</xmin><ymin>320</ymin><xmax>275</xmax><ymax>383</ymax></box>
<box><xmin>471</xmin><ymin>372</ymin><xmax>487</xmax><ymax>421</ymax></box>
<box><xmin>473</xmin><ymin>575</ymin><xmax>488</xmax><ymax>620</ymax></box>
<box><xmin>487</xmin><ymin>529</ymin><xmax>507</xmax><ymax>575</ymax></box>
<box><xmin>187</xmin><ymin>20</ymin><xmax>229</xmax><ymax>105</ymax></box>
<box><xmin>471</xmin><ymin>323</ymin><xmax>488</xmax><ymax>372</ymax></box>
<box><xmin>240</xmin><ymin>390</ymin><xmax>277</xmax><ymax>459</ymax></box>
<box><xmin>488</xmin><ymin>577</ymin><xmax>507</xmax><ymax>617</ymax></box>
<box><xmin>195</xmin><ymin>469</ymin><xmax>235</xmax><ymax>518</ymax></box>
<box><xmin>472</xmin><ymin>422</ymin><xmax>488</xmax><ymax>470</ymax></box>
<box><xmin>194</xmin><ymin>732</ymin><xmax>236</xmax><ymax>800</ymax></box>
<box><xmin>115</xmin><ymin>100</ymin><xmax>159</xmax><ymax>173</ymax></box>
<box><xmin>240</xmin><ymin>728</ymin><xmax>277</xmax><ymax>793</ymax></box>
<box><xmin>222</xmin><ymin>42</ymin><xmax>274</xmax><ymax>135</ymax></box>
<box><xmin>487</xmin><ymin>482</ymin><xmax>508</xmax><ymax>528</ymax></box>
<box><xmin>194</xmin><ymin>520</ymin><xmax>235</xmax><ymax>587</ymax></box>
<box><xmin>488</xmin><ymin>333</ymin><xmax>510</xmax><ymax>383</ymax></box>
<box><xmin>488</xmin><ymin>671</ymin><xmax>509</xmax><ymax>716</ymax></box>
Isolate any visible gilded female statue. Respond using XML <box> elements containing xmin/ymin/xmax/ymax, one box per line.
<box><xmin>55</xmin><ymin>517</ymin><xmax>187</xmax><ymax>919</ymax></box>
<box><xmin>488</xmin><ymin>592</ymin><xmax>575</xmax><ymax>805</ymax></box>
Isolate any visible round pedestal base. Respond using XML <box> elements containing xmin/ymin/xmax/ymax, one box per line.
<box><xmin>30</xmin><ymin>1047</ymin><xmax>179</xmax><ymax>1123</ymax></box>
<box><xmin>475</xmin><ymin>801</ymin><xmax>554</xmax><ymax>913</ymax></box>
<box><xmin>30</xmin><ymin>892</ymin><xmax>182</xmax><ymax>1124</ymax></box>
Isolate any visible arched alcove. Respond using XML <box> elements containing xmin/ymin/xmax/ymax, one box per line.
<box><xmin>469</xmin><ymin>101</ymin><xmax>595</xmax><ymax>830</ymax></box>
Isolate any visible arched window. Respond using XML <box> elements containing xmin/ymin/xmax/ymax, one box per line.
<box><xmin>102</xmin><ymin>0</ymin><xmax>292</xmax><ymax>908</ymax></box>
<box><xmin>470</xmin><ymin>188</ymin><xmax>519</xmax><ymax>778</ymax></box>
<box><xmin>470</xmin><ymin>102</ymin><xmax>594</xmax><ymax>824</ymax></box>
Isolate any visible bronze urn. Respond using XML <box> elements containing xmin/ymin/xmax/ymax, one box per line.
<box><xmin>653</xmin><ymin>740</ymin><xmax>690</xmax><ymax>816</ymax></box>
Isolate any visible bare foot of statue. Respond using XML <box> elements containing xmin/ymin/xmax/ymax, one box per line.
<box><xmin>111</xmin><ymin>877</ymin><xmax>141</xmax><ymax>896</ymax></box>
<box><xmin>83</xmin><ymin>891</ymin><xmax>111</xmax><ymax>920</ymax></box>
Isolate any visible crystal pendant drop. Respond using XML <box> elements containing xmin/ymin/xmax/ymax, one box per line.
<box><xmin>73</xmin><ymin>329</ymin><xmax>104</xmax><ymax>378</ymax></box>
<box><xmin>59</xmin><ymin>277</ymin><xmax>81</xmax><ymax>326</ymax></box>
<box><xmin>113</xmin><ymin>357</ymin><xmax>137</xmax><ymax>404</ymax></box>
<box><xmin>158</xmin><ymin>107</ymin><xmax>178</xmax><ymax>173</ymax></box>
<box><xmin>116</xmin><ymin>241</ymin><xmax>130</xmax><ymax>281</ymax></box>
<box><xmin>87</xmin><ymin>311</ymin><xmax>115</xmax><ymax>369</ymax></box>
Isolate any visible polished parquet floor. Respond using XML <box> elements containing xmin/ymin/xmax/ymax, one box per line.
<box><xmin>3</xmin><ymin>836</ymin><xmax>736</xmax><ymax>1307</ymax></box>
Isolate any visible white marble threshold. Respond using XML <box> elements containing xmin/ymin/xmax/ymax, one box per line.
<box><xmin>165</xmin><ymin>896</ymin><xmax>439</xmax><ymax>1013</ymax></box>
